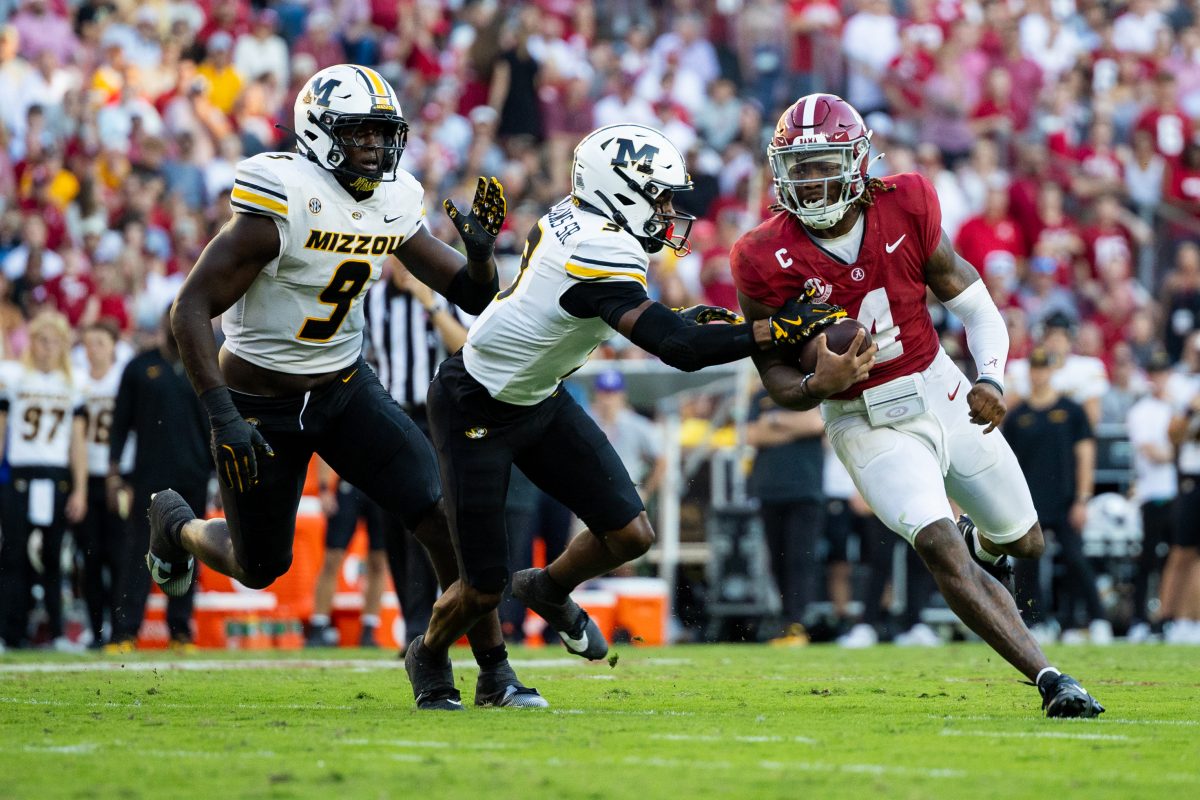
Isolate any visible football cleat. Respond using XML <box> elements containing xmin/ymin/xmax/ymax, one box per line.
<box><xmin>1037</xmin><ymin>671</ymin><xmax>1105</xmax><ymax>719</ymax></box>
<box><xmin>404</xmin><ymin>635</ymin><xmax>464</xmax><ymax>711</ymax></box>
<box><xmin>958</xmin><ymin>514</ymin><xmax>1014</xmax><ymax>595</ymax></box>
<box><xmin>475</xmin><ymin>663</ymin><xmax>549</xmax><ymax>708</ymax></box>
<box><xmin>511</xmin><ymin>568</ymin><xmax>609</xmax><ymax>660</ymax></box>
<box><xmin>146</xmin><ymin>490</ymin><xmax>196</xmax><ymax>598</ymax></box>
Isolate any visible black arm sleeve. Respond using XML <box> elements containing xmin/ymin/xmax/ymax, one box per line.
<box><xmin>630</xmin><ymin>303</ymin><xmax>758</xmax><ymax>373</ymax></box>
<box><xmin>109</xmin><ymin>360</ymin><xmax>137</xmax><ymax>471</ymax></box>
<box><xmin>560</xmin><ymin>279</ymin><xmax>648</xmax><ymax>323</ymax></box>
<box><xmin>445</xmin><ymin>264</ymin><xmax>500</xmax><ymax>315</ymax></box>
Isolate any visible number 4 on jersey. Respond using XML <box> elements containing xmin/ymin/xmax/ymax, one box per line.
<box><xmin>856</xmin><ymin>287</ymin><xmax>903</xmax><ymax>363</ymax></box>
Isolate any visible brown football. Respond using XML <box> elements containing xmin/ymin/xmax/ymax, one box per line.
<box><xmin>797</xmin><ymin>318</ymin><xmax>871</xmax><ymax>373</ymax></box>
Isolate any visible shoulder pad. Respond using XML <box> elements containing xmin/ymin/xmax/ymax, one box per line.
<box><xmin>230</xmin><ymin>154</ymin><xmax>296</xmax><ymax>220</ymax></box>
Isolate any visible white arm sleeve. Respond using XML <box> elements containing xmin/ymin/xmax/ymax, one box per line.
<box><xmin>942</xmin><ymin>279</ymin><xmax>1008</xmax><ymax>389</ymax></box>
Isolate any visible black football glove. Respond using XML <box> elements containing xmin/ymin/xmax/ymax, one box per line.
<box><xmin>200</xmin><ymin>386</ymin><xmax>274</xmax><ymax>493</ymax></box>
<box><xmin>768</xmin><ymin>294</ymin><xmax>847</xmax><ymax>347</ymax></box>
<box><xmin>443</xmin><ymin>176</ymin><xmax>506</xmax><ymax>262</ymax></box>
<box><xmin>671</xmin><ymin>304</ymin><xmax>745</xmax><ymax>325</ymax></box>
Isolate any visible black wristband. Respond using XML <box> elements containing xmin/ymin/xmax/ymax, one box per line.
<box><xmin>446</xmin><ymin>265</ymin><xmax>499</xmax><ymax>315</ymax></box>
<box><xmin>199</xmin><ymin>386</ymin><xmax>241</xmax><ymax>426</ymax></box>
<box><xmin>974</xmin><ymin>377</ymin><xmax>1004</xmax><ymax>395</ymax></box>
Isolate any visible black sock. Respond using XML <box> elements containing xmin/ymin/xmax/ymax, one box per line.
<box><xmin>540</xmin><ymin>570</ymin><xmax>571</xmax><ymax>603</ymax></box>
<box><xmin>473</xmin><ymin>643</ymin><xmax>508</xmax><ymax>670</ymax></box>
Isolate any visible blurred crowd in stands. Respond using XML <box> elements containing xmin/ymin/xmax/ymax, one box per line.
<box><xmin>2</xmin><ymin>0</ymin><xmax>1200</xmax><ymax>648</ymax></box>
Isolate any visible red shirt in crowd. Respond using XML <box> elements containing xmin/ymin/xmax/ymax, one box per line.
<box><xmin>955</xmin><ymin>212</ymin><xmax>1025</xmax><ymax>280</ymax></box>
<box><xmin>1081</xmin><ymin>223</ymin><xmax>1134</xmax><ymax>278</ymax></box>
<box><xmin>42</xmin><ymin>272</ymin><xmax>95</xmax><ymax>326</ymax></box>
<box><xmin>1135</xmin><ymin>107</ymin><xmax>1194</xmax><ymax>162</ymax></box>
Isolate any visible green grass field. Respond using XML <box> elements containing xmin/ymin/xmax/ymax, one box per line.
<box><xmin>1</xmin><ymin>643</ymin><xmax>1197</xmax><ymax>800</ymax></box>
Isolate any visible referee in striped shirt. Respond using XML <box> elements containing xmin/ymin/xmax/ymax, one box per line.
<box><xmin>364</xmin><ymin>260</ymin><xmax>471</xmax><ymax>650</ymax></box>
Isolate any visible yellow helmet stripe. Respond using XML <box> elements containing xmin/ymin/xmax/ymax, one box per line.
<box><xmin>360</xmin><ymin>66</ymin><xmax>387</xmax><ymax>98</ymax></box>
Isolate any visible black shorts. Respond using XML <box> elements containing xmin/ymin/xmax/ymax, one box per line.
<box><xmin>1175</xmin><ymin>476</ymin><xmax>1200</xmax><ymax>548</ymax></box>
<box><xmin>223</xmin><ymin>358</ymin><xmax>440</xmax><ymax>580</ymax></box>
<box><xmin>325</xmin><ymin>482</ymin><xmax>385</xmax><ymax>550</ymax></box>
<box><xmin>823</xmin><ymin>497</ymin><xmax>851</xmax><ymax>563</ymax></box>
<box><xmin>426</xmin><ymin>352</ymin><xmax>644</xmax><ymax>592</ymax></box>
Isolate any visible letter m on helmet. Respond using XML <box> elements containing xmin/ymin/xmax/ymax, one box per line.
<box><xmin>609</xmin><ymin>138</ymin><xmax>659</xmax><ymax>175</ymax></box>
<box><xmin>311</xmin><ymin>77</ymin><xmax>342</xmax><ymax>108</ymax></box>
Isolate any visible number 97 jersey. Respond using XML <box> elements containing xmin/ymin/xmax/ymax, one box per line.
<box><xmin>731</xmin><ymin>172</ymin><xmax>943</xmax><ymax>400</ymax></box>
<box><xmin>222</xmin><ymin>152</ymin><xmax>427</xmax><ymax>375</ymax></box>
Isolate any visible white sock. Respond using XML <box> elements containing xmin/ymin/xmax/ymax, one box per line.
<box><xmin>1035</xmin><ymin>666</ymin><xmax>1061</xmax><ymax>685</ymax></box>
<box><xmin>361</xmin><ymin>614</ymin><xmax>380</xmax><ymax>628</ymax></box>
<box><xmin>310</xmin><ymin>614</ymin><xmax>330</xmax><ymax>628</ymax></box>
<box><xmin>971</xmin><ymin>530</ymin><xmax>1002</xmax><ymax>564</ymax></box>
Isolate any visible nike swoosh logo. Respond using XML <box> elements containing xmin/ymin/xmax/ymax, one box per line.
<box><xmin>885</xmin><ymin>234</ymin><xmax>906</xmax><ymax>254</ymax></box>
<box><xmin>447</xmin><ymin>699</ymin><xmax>463</xmax><ymax>707</ymax></box>
<box><xmin>560</xmin><ymin>630</ymin><xmax>588</xmax><ymax>653</ymax></box>
<box><xmin>342</xmin><ymin>369</ymin><xmax>358</xmax><ymax>384</ymax></box>
<box><xmin>948</xmin><ymin>382</ymin><xmax>961</xmax><ymax>401</ymax></box>
<box><xmin>384</xmin><ymin>215</ymin><xmax>401</xmax><ymax>223</ymax></box>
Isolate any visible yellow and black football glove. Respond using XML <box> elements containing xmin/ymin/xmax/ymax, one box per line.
<box><xmin>201</xmin><ymin>386</ymin><xmax>274</xmax><ymax>493</ymax></box>
<box><xmin>444</xmin><ymin>176</ymin><xmax>506</xmax><ymax>262</ymax></box>
<box><xmin>672</xmin><ymin>304</ymin><xmax>744</xmax><ymax>325</ymax></box>
<box><xmin>768</xmin><ymin>294</ymin><xmax>847</xmax><ymax>347</ymax></box>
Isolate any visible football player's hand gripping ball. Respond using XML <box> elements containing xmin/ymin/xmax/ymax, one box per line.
<box><xmin>444</xmin><ymin>176</ymin><xmax>506</xmax><ymax>262</ymax></box>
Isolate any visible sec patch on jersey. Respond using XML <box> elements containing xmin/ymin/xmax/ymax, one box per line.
<box><xmin>797</xmin><ymin>318</ymin><xmax>871</xmax><ymax>373</ymax></box>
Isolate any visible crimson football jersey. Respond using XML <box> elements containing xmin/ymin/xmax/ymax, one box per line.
<box><xmin>731</xmin><ymin>173</ymin><xmax>943</xmax><ymax>400</ymax></box>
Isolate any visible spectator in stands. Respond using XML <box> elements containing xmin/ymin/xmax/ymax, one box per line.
<box><xmin>955</xmin><ymin>184</ymin><xmax>1025</xmax><ymax>284</ymax></box>
<box><xmin>106</xmin><ymin>309</ymin><xmax>209</xmax><ymax>652</ymax></box>
<box><xmin>1100</xmin><ymin>341</ymin><xmax>1147</xmax><ymax>425</ymax></box>
<box><xmin>1005</xmin><ymin>347</ymin><xmax>1111</xmax><ymax>644</ymax></box>
<box><xmin>234</xmin><ymin>9</ymin><xmax>288</xmax><ymax>91</ymax></box>
<box><xmin>1161</xmin><ymin>242</ymin><xmax>1200</xmax><ymax>363</ymax></box>
<box><xmin>1126</xmin><ymin>351</ymin><xmax>1179</xmax><ymax>642</ymax></box>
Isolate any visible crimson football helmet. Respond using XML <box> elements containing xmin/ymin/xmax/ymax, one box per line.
<box><xmin>768</xmin><ymin>93</ymin><xmax>873</xmax><ymax>230</ymax></box>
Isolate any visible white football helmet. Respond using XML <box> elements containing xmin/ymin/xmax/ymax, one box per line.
<box><xmin>293</xmin><ymin>64</ymin><xmax>408</xmax><ymax>191</ymax></box>
<box><xmin>571</xmin><ymin>124</ymin><xmax>695</xmax><ymax>254</ymax></box>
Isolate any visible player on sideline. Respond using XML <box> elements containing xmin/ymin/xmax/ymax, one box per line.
<box><xmin>405</xmin><ymin>123</ymin><xmax>852</xmax><ymax>708</ymax></box>
<box><xmin>731</xmin><ymin>94</ymin><xmax>1103</xmax><ymax>718</ymax></box>
<box><xmin>156</xmin><ymin>64</ymin><xmax>543</xmax><ymax>708</ymax></box>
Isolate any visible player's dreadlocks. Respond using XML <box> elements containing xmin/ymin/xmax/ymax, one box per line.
<box><xmin>855</xmin><ymin>176</ymin><xmax>896</xmax><ymax>208</ymax></box>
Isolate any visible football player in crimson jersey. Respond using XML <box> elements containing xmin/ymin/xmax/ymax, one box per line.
<box><xmin>731</xmin><ymin>93</ymin><xmax>1104</xmax><ymax>718</ymax></box>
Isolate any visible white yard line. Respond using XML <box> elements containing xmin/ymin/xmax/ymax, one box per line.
<box><xmin>939</xmin><ymin>729</ymin><xmax>1130</xmax><ymax>742</ymax></box>
<box><xmin>651</xmin><ymin>733</ymin><xmax>818</xmax><ymax>745</ymax></box>
<box><xmin>930</xmin><ymin>714</ymin><xmax>1199</xmax><ymax>727</ymax></box>
<box><xmin>622</xmin><ymin>755</ymin><xmax>964</xmax><ymax>779</ymax></box>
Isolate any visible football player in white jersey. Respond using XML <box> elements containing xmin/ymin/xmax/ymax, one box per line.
<box><xmin>159</xmin><ymin>65</ymin><xmax>538</xmax><ymax>708</ymax></box>
<box><xmin>407</xmin><ymin>124</ymin><xmax>850</xmax><ymax>701</ymax></box>
<box><xmin>76</xmin><ymin>321</ymin><xmax>134</xmax><ymax>649</ymax></box>
<box><xmin>0</xmin><ymin>311</ymin><xmax>88</xmax><ymax>649</ymax></box>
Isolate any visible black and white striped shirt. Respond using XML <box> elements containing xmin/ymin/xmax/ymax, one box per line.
<box><xmin>364</xmin><ymin>281</ymin><xmax>470</xmax><ymax>410</ymax></box>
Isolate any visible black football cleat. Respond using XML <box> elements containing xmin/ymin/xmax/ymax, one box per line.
<box><xmin>1037</xmin><ymin>671</ymin><xmax>1105</xmax><ymax>719</ymax></box>
<box><xmin>146</xmin><ymin>490</ymin><xmax>196</xmax><ymax>598</ymax></box>
<box><xmin>475</xmin><ymin>662</ymin><xmax>549</xmax><ymax>708</ymax></box>
<box><xmin>404</xmin><ymin>634</ymin><xmax>464</xmax><ymax>711</ymax></box>
<box><xmin>511</xmin><ymin>568</ymin><xmax>608</xmax><ymax>660</ymax></box>
<box><xmin>958</xmin><ymin>515</ymin><xmax>1014</xmax><ymax>595</ymax></box>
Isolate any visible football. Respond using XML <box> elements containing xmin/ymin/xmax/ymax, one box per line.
<box><xmin>797</xmin><ymin>318</ymin><xmax>872</xmax><ymax>373</ymax></box>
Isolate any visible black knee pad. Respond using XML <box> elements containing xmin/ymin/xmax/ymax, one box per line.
<box><xmin>240</xmin><ymin>555</ymin><xmax>293</xmax><ymax>590</ymax></box>
<box><xmin>472</xmin><ymin>566</ymin><xmax>510</xmax><ymax>595</ymax></box>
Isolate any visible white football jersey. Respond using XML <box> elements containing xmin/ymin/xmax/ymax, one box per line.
<box><xmin>79</xmin><ymin>361</ymin><xmax>135</xmax><ymax>477</ymax></box>
<box><xmin>223</xmin><ymin>152</ymin><xmax>428</xmax><ymax>374</ymax></box>
<box><xmin>463</xmin><ymin>198</ymin><xmax>649</xmax><ymax>405</ymax></box>
<box><xmin>0</xmin><ymin>361</ymin><xmax>83</xmax><ymax>469</ymax></box>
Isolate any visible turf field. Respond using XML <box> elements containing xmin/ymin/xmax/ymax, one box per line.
<box><xmin>1</xmin><ymin>644</ymin><xmax>1197</xmax><ymax>800</ymax></box>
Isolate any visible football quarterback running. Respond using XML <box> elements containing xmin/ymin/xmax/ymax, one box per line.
<box><xmin>731</xmin><ymin>93</ymin><xmax>1104</xmax><ymax>718</ymax></box>
<box><xmin>160</xmin><ymin>64</ymin><xmax>541</xmax><ymax>708</ymax></box>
